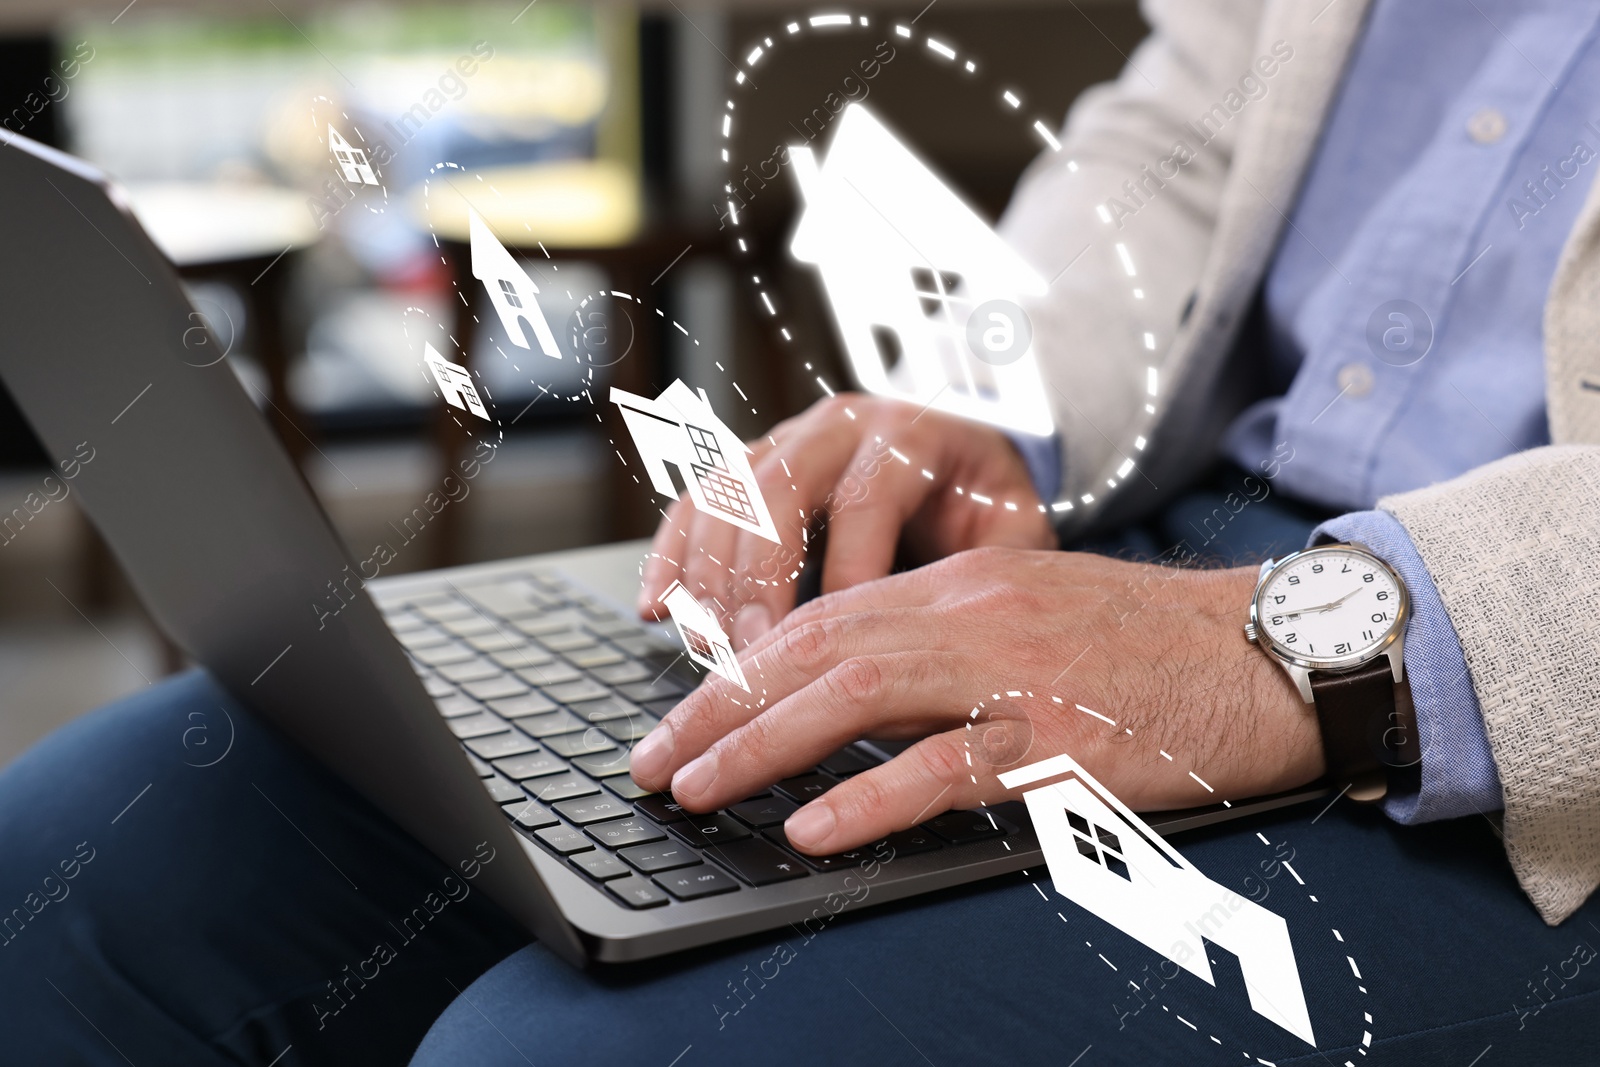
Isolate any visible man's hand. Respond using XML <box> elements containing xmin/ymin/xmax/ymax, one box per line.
<box><xmin>630</xmin><ymin>547</ymin><xmax>1322</xmax><ymax>856</ymax></box>
<box><xmin>637</xmin><ymin>393</ymin><xmax>1055</xmax><ymax>647</ymax></box>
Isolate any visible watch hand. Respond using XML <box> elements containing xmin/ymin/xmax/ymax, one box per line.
<box><xmin>1312</xmin><ymin>587</ymin><xmax>1364</xmax><ymax>613</ymax></box>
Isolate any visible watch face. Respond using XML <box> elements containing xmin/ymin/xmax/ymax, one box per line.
<box><xmin>1254</xmin><ymin>546</ymin><xmax>1405</xmax><ymax>668</ymax></box>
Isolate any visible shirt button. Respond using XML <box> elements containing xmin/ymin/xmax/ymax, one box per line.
<box><xmin>1467</xmin><ymin>108</ymin><xmax>1507</xmax><ymax>144</ymax></box>
<box><xmin>1337</xmin><ymin>362</ymin><xmax>1374</xmax><ymax>398</ymax></box>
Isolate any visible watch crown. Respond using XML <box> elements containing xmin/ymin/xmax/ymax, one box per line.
<box><xmin>1243</xmin><ymin>622</ymin><xmax>1258</xmax><ymax>644</ymax></box>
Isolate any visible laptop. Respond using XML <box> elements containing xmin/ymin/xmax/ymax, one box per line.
<box><xmin>0</xmin><ymin>132</ymin><xmax>1328</xmax><ymax>966</ymax></box>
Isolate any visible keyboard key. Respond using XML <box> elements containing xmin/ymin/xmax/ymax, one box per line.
<box><xmin>586</xmin><ymin>816</ymin><xmax>667</xmax><ymax>850</ymax></box>
<box><xmin>587</xmin><ymin>617</ymin><xmax>647</xmax><ymax>639</ymax></box>
<box><xmin>597</xmin><ymin>715</ymin><xmax>658</xmax><ymax>743</ymax></box>
<box><xmin>492</xmin><ymin>751</ymin><xmax>567</xmax><ymax>780</ymax></box>
<box><xmin>709</xmin><ymin>837</ymin><xmax>811</xmax><ymax>886</ymax></box>
<box><xmin>633</xmin><ymin>794</ymin><xmax>687</xmax><ymax>823</ymax></box>
<box><xmin>513</xmin><ymin>610</ymin><xmax>592</xmax><ymax>636</ymax></box>
<box><xmin>540</xmin><ymin>630</ymin><xmax>598</xmax><ymax>653</ymax></box>
<box><xmin>421</xmin><ymin>674</ymin><xmax>456</xmax><ymax>698</ymax></box>
<box><xmin>605</xmin><ymin>874</ymin><xmax>670</xmax><ymax>909</ymax></box>
<box><xmin>502</xmin><ymin>798</ymin><xmax>558</xmax><ymax>830</ymax></box>
<box><xmin>542</xmin><ymin>679</ymin><xmax>613</xmax><ymax>705</ymax></box>
<box><xmin>463</xmin><ymin>676</ymin><xmax>530</xmax><ymax>701</ymax></box>
<box><xmin>571</xmin><ymin>750</ymin><xmax>631</xmax><ymax>778</ymax></box>
<box><xmin>488</xmin><ymin>693</ymin><xmax>559</xmax><ymax>719</ymax></box>
<box><xmin>588</xmin><ymin>660</ymin><xmax>653</xmax><ymax>686</ymax></box>
<box><xmin>411</xmin><ymin>643</ymin><xmax>477</xmax><ymax>667</ymax></box>
<box><xmin>384</xmin><ymin>610</ymin><xmax>427</xmax><ymax>632</ymax></box>
<box><xmin>617</xmin><ymin>678</ymin><xmax>688</xmax><ymax>703</ymax></box>
<box><xmin>924</xmin><ymin>810</ymin><xmax>1006</xmax><ymax>845</ymax></box>
<box><xmin>417</xmin><ymin>601</ymin><xmax>476</xmax><ymax>622</ymax></box>
<box><xmin>610</xmin><ymin>635</ymin><xmax>663</xmax><ymax>659</ymax></box>
<box><xmin>514</xmin><ymin>710</ymin><xmax>589</xmax><ymax>739</ymax></box>
<box><xmin>670</xmin><ymin>812</ymin><xmax>752</xmax><ymax>848</ymax></box>
<box><xmin>565</xmin><ymin>646</ymin><xmax>627</xmax><ymax>670</ymax></box>
<box><xmin>437</xmin><ymin>659</ymin><xmax>503</xmax><ymax>684</ymax></box>
<box><xmin>643</xmin><ymin>699</ymin><xmax>682</xmax><ymax>718</ymax></box>
<box><xmin>729</xmin><ymin>796</ymin><xmax>797</xmax><ymax>829</ymax></box>
<box><xmin>526</xmin><ymin>773</ymin><xmax>600</xmax><ymax>803</ymax></box>
<box><xmin>481</xmin><ymin>775</ymin><xmax>525</xmax><ymax>804</ymax></box>
<box><xmin>398</xmin><ymin>628</ymin><xmax>452</xmax><ymax>650</ymax></box>
<box><xmin>460</xmin><ymin>580</ymin><xmax>559</xmax><ymax>619</ymax></box>
<box><xmin>763</xmin><ymin>829</ymin><xmax>876</xmax><ymax>872</ymax></box>
<box><xmin>544</xmin><ymin>731</ymin><xmax>616</xmax><ymax>759</ymax></box>
<box><xmin>604</xmin><ymin>777</ymin><xmax>654</xmax><ymax>800</ymax></box>
<box><xmin>434</xmin><ymin>693</ymin><xmax>483</xmax><ymax>718</ymax></box>
<box><xmin>518</xmin><ymin>662</ymin><xmax>586</xmax><ymax>688</ymax></box>
<box><xmin>464</xmin><ymin>731</ymin><xmax>537</xmax><ymax>760</ymax></box>
<box><xmin>466</xmin><ymin>753</ymin><xmax>494</xmax><ymax>777</ymax></box>
<box><xmin>619</xmin><ymin>840</ymin><xmax>700</xmax><ymax>873</ymax></box>
<box><xmin>568</xmin><ymin>696</ymin><xmax>642</xmax><ymax>724</ymax></box>
<box><xmin>447</xmin><ymin>713</ymin><xmax>511</xmax><ymax>740</ymax></box>
<box><xmin>819</xmin><ymin>747</ymin><xmax>879</xmax><ymax>777</ymax></box>
<box><xmin>491</xmin><ymin>647</ymin><xmax>556</xmax><ymax>671</ymax></box>
<box><xmin>534</xmin><ymin>823</ymin><xmax>594</xmax><ymax>855</ymax></box>
<box><xmin>441</xmin><ymin>616</ymin><xmax>499</xmax><ymax>637</ymax></box>
<box><xmin>881</xmin><ymin>826</ymin><xmax>944</xmax><ymax>857</ymax></box>
<box><xmin>570</xmin><ymin>851</ymin><xmax>631</xmax><ymax>881</ymax></box>
<box><xmin>653</xmin><ymin>865</ymin><xmax>740</xmax><ymax>901</ymax></box>
<box><xmin>466</xmin><ymin>632</ymin><xmax>526</xmax><ymax>653</ymax></box>
<box><xmin>553</xmin><ymin>795</ymin><xmax>634</xmax><ymax>825</ymax></box>
<box><xmin>773</xmin><ymin>774</ymin><xmax>838</xmax><ymax>804</ymax></box>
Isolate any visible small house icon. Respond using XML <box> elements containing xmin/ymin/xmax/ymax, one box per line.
<box><xmin>469</xmin><ymin>208</ymin><xmax>561</xmax><ymax>359</ymax></box>
<box><xmin>659</xmin><ymin>579</ymin><xmax>749</xmax><ymax>690</ymax></box>
<box><xmin>423</xmin><ymin>342</ymin><xmax>489</xmax><ymax>421</ymax></box>
<box><xmin>328</xmin><ymin>124</ymin><xmax>379</xmax><ymax>187</ymax></box>
<box><xmin>789</xmin><ymin>103</ymin><xmax>1054</xmax><ymax>437</ymax></box>
<box><xmin>610</xmin><ymin>379</ymin><xmax>780</xmax><ymax>544</ymax></box>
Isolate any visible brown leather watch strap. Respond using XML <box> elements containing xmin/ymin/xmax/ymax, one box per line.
<box><xmin>1309</xmin><ymin>658</ymin><xmax>1421</xmax><ymax>801</ymax></box>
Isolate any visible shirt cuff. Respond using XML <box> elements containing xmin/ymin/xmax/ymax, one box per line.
<box><xmin>1007</xmin><ymin>431</ymin><xmax>1062</xmax><ymax>503</ymax></box>
<box><xmin>1310</xmin><ymin>510</ymin><xmax>1504</xmax><ymax>823</ymax></box>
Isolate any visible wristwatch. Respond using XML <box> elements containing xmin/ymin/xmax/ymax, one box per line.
<box><xmin>1244</xmin><ymin>541</ymin><xmax>1421</xmax><ymax>802</ymax></box>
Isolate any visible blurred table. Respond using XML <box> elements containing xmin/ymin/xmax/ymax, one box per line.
<box><xmin>412</xmin><ymin>159</ymin><xmax>696</xmax><ymax>563</ymax></box>
<box><xmin>124</xmin><ymin>181</ymin><xmax>321</xmax><ymax>464</ymax></box>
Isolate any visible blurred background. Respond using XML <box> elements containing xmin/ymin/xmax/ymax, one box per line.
<box><xmin>0</xmin><ymin>0</ymin><xmax>1146</xmax><ymax>765</ymax></box>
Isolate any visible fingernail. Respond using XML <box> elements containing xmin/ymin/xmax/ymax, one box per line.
<box><xmin>630</xmin><ymin>723</ymin><xmax>674</xmax><ymax>785</ymax></box>
<box><xmin>672</xmin><ymin>751</ymin><xmax>719</xmax><ymax>801</ymax></box>
<box><xmin>732</xmin><ymin>603</ymin><xmax>771</xmax><ymax>647</ymax></box>
<box><xmin>784</xmin><ymin>802</ymin><xmax>836</xmax><ymax>850</ymax></box>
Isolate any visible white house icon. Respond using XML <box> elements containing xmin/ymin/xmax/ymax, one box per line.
<box><xmin>469</xmin><ymin>208</ymin><xmax>561</xmax><ymax>359</ymax></box>
<box><xmin>328</xmin><ymin>124</ymin><xmax>379</xmax><ymax>187</ymax></box>
<box><xmin>999</xmin><ymin>753</ymin><xmax>1317</xmax><ymax>1046</ymax></box>
<box><xmin>610</xmin><ymin>379</ymin><xmax>780</xmax><ymax>544</ymax></box>
<box><xmin>659</xmin><ymin>578</ymin><xmax>749</xmax><ymax>690</ymax></box>
<box><xmin>423</xmin><ymin>342</ymin><xmax>489</xmax><ymax>421</ymax></box>
<box><xmin>789</xmin><ymin>103</ymin><xmax>1055</xmax><ymax>437</ymax></box>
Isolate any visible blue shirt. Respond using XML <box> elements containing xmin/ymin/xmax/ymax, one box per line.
<box><xmin>1225</xmin><ymin>0</ymin><xmax>1600</xmax><ymax>820</ymax></box>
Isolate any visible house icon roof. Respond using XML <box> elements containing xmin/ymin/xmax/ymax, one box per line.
<box><xmin>787</xmin><ymin>103</ymin><xmax>1055</xmax><ymax>437</ymax></box>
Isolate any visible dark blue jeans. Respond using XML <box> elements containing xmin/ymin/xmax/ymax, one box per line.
<box><xmin>3</xmin><ymin>473</ymin><xmax>1597</xmax><ymax>1064</ymax></box>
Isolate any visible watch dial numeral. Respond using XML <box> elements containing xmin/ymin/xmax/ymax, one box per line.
<box><xmin>1372</xmin><ymin>612</ymin><xmax>1388</xmax><ymax>623</ymax></box>
<box><xmin>1311</xmin><ymin>563</ymin><xmax>1324</xmax><ymax>573</ymax></box>
<box><xmin>1362</xmin><ymin>572</ymin><xmax>1374</xmax><ymax>583</ymax></box>
<box><xmin>1341</xmin><ymin>563</ymin><xmax>1352</xmax><ymax>573</ymax></box>
<box><xmin>1285</xmin><ymin>632</ymin><xmax>1297</xmax><ymax>642</ymax></box>
<box><xmin>1287</xmin><ymin>575</ymin><xmax>1300</xmax><ymax>585</ymax></box>
<box><xmin>1376</xmin><ymin>590</ymin><xmax>1390</xmax><ymax>600</ymax></box>
<box><xmin>1271</xmin><ymin>616</ymin><xmax>1284</xmax><ymax>626</ymax></box>
<box><xmin>1335</xmin><ymin>642</ymin><xmax>1351</xmax><ymax>654</ymax></box>
<box><xmin>1273</xmin><ymin>595</ymin><xmax>1285</xmax><ymax>604</ymax></box>
<box><xmin>1362</xmin><ymin>629</ymin><xmax>1374</xmax><ymax>641</ymax></box>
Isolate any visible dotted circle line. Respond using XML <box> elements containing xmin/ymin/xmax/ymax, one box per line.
<box><xmin>963</xmin><ymin>690</ymin><xmax>1372</xmax><ymax>1062</ymax></box>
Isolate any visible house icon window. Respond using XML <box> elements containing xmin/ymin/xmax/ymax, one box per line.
<box><xmin>1066</xmin><ymin>806</ymin><xmax>1131</xmax><ymax>881</ymax></box>
<box><xmin>498</xmin><ymin>279</ymin><xmax>523</xmax><ymax>309</ymax></box>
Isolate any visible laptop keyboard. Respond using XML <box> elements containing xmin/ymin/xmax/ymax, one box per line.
<box><xmin>377</xmin><ymin>568</ymin><xmax>1013</xmax><ymax>910</ymax></box>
